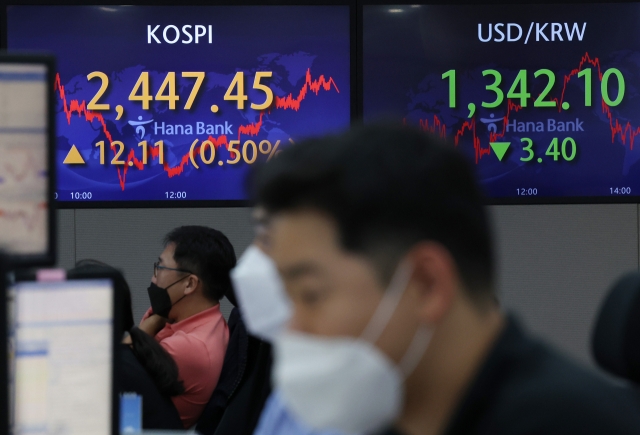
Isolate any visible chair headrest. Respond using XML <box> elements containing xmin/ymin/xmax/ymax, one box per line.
<box><xmin>592</xmin><ymin>272</ymin><xmax>640</xmax><ymax>383</ymax></box>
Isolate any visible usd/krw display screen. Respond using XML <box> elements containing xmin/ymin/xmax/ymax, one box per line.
<box><xmin>363</xmin><ymin>4</ymin><xmax>640</xmax><ymax>201</ymax></box>
<box><xmin>8</xmin><ymin>5</ymin><xmax>350</xmax><ymax>205</ymax></box>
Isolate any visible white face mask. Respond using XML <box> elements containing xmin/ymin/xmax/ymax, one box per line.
<box><xmin>273</xmin><ymin>261</ymin><xmax>433</xmax><ymax>435</ymax></box>
<box><xmin>230</xmin><ymin>245</ymin><xmax>292</xmax><ymax>341</ymax></box>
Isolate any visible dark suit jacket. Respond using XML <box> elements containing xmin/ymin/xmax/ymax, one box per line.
<box><xmin>117</xmin><ymin>344</ymin><xmax>183</xmax><ymax>430</ymax></box>
<box><xmin>195</xmin><ymin>307</ymin><xmax>273</xmax><ymax>435</ymax></box>
<box><xmin>383</xmin><ymin>317</ymin><xmax>640</xmax><ymax>435</ymax></box>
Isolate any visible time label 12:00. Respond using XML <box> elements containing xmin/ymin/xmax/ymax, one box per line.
<box><xmin>442</xmin><ymin>68</ymin><xmax>624</xmax><ymax>109</ymax></box>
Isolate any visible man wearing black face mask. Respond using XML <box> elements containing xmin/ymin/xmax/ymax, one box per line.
<box><xmin>139</xmin><ymin>225</ymin><xmax>236</xmax><ymax>429</ymax></box>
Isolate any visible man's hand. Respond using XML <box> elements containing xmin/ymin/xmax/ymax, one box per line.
<box><xmin>139</xmin><ymin>314</ymin><xmax>168</xmax><ymax>336</ymax></box>
<box><xmin>122</xmin><ymin>332</ymin><xmax>133</xmax><ymax>345</ymax></box>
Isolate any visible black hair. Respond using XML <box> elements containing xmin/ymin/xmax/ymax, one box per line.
<box><xmin>68</xmin><ymin>259</ymin><xmax>135</xmax><ymax>333</ymax></box>
<box><xmin>129</xmin><ymin>327</ymin><xmax>184</xmax><ymax>396</ymax></box>
<box><xmin>254</xmin><ymin>123</ymin><xmax>495</xmax><ymax>299</ymax></box>
<box><xmin>164</xmin><ymin>226</ymin><xmax>237</xmax><ymax>302</ymax></box>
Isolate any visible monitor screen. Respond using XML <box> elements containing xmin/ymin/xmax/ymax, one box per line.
<box><xmin>363</xmin><ymin>3</ymin><xmax>640</xmax><ymax>202</ymax></box>
<box><xmin>0</xmin><ymin>58</ymin><xmax>54</xmax><ymax>263</ymax></box>
<box><xmin>7</xmin><ymin>5</ymin><xmax>351</xmax><ymax>206</ymax></box>
<box><xmin>12</xmin><ymin>279</ymin><xmax>114</xmax><ymax>435</ymax></box>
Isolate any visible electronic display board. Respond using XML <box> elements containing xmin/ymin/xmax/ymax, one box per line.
<box><xmin>7</xmin><ymin>5</ymin><xmax>351</xmax><ymax>206</ymax></box>
<box><xmin>363</xmin><ymin>3</ymin><xmax>640</xmax><ymax>202</ymax></box>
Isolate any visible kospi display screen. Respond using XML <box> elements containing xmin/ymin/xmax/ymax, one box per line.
<box><xmin>7</xmin><ymin>5</ymin><xmax>351</xmax><ymax>205</ymax></box>
<box><xmin>363</xmin><ymin>4</ymin><xmax>640</xmax><ymax>202</ymax></box>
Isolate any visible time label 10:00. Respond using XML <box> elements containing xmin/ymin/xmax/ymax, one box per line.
<box><xmin>85</xmin><ymin>70</ymin><xmax>273</xmax><ymax>112</ymax></box>
<box><xmin>442</xmin><ymin>68</ymin><xmax>624</xmax><ymax>109</ymax></box>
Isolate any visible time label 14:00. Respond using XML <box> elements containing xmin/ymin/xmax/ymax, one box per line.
<box><xmin>442</xmin><ymin>68</ymin><xmax>624</xmax><ymax>109</ymax></box>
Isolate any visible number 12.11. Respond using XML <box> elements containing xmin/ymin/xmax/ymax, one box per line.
<box><xmin>95</xmin><ymin>140</ymin><xmax>164</xmax><ymax>165</ymax></box>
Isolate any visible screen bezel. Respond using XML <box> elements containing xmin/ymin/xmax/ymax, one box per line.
<box><xmin>359</xmin><ymin>0</ymin><xmax>640</xmax><ymax>205</ymax></box>
<box><xmin>0</xmin><ymin>53</ymin><xmax>56</xmax><ymax>266</ymax></box>
<box><xmin>0</xmin><ymin>258</ymin><xmax>8</xmax><ymax>435</ymax></box>
<box><xmin>3</xmin><ymin>1</ymin><xmax>358</xmax><ymax>209</ymax></box>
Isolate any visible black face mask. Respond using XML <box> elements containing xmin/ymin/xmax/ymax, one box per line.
<box><xmin>147</xmin><ymin>276</ymin><xmax>189</xmax><ymax>318</ymax></box>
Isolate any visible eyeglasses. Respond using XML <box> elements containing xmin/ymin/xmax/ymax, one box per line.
<box><xmin>153</xmin><ymin>261</ymin><xmax>193</xmax><ymax>277</ymax></box>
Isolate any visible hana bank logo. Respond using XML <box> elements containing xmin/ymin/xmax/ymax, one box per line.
<box><xmin>128</xmin><ymin>116</ymin><xmax>153</xmax><ymax>139</ymax></box>
<box><xmin>479</xmin><ymin>113</ymin><xmax>503</xmax><ymax>133</ymax></box>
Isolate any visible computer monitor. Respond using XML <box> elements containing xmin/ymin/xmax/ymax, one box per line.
<box><xmin>12</xmin><ymin>279</ymin><xmax>116</xmax><ymax>435</ymax></box>
<box><xmin>0</xmin><ymin>54</ymin><xmax>55</xmax><ymax>266</ymax></box>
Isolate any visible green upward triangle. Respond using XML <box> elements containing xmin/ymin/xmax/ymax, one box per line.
<box><xmin>490</xmin><ymin>142</ymin><xmax>511</xmax><ymax>162</ymax></box>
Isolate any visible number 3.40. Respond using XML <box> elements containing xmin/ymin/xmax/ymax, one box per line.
<box><xmin>519</xmin><ymin>137</ymin><xmax>577</xmax><ymax>162</ymax></box>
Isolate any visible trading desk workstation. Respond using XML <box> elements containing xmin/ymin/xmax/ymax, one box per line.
<box><xmin>1</xmin><ymin>1</ymin><xmax>640</xmax><ymax>434</ymax></box>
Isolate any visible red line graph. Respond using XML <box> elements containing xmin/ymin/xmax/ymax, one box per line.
<box><xmin>2</xmin><ymin>151</ymin><xmax>45</xmax><ymax>183</ymax></box>
<box><xmin>238</xmin><ymin>112</ymin><xmax>264</xmax><ymax>139</ymax></box>
<box><xmin>0</xmin><ymin>203</ymin><xmax>47</xmax><ymax>231</ymax></box>
<box><xmin>416</xmin><ymin>116</ymin><xmax>447</xmax><ymax>138</ymax></box>
<box><xmin>275</xmin><ymin>69</ymin><xmax>340</xmax><ymax>111</ymax></box>
<box><xmin>126</xmin><ymin>135</ymin><xmax>230</xmax><ymax>178</ymax></box>
<box><xmin>414</xmin><ymin>52</ymin><xmax>639</xmax><ymax>163</ymax></box>
<box><xmin>55</xmin><ymin>68</ymin><xmax>339</xmax><ymax>190</ymax></box>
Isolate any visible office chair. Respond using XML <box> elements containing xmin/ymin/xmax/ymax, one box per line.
<box><xmin>196</xmin><ymin>286</ymin><xmax>272</xmax><ymax>435</ymax></box>
<box><xmin>592</xmin><ymin>272</ymin><xmax>640</xmax><ymax>384</ymax></box>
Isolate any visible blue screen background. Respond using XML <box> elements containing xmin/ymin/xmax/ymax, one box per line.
<box><xmin>363</xmin><ymin>4</ymin><xmax>640</xmax><ymax>200</ymax></box>
<box><xmin>8</xmin><ymin>5</ymin><xmax>351</xmax><ymax>203</ymax></box>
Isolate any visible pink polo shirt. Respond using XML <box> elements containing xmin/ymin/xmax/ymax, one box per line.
<box><xmin>141</xmin><ymin>305</ymin><xmax>229</xmax><ymax>428</ymax></box>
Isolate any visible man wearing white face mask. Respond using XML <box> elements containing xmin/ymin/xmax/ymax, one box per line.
<box><xmin>251</xmin><ymin>124</ymin><xmax>640</xmax><ymax>435</ymax></box>
<box><xmin>230</xmin><ymin>207</ymin><xmax>349</xmax><ymax>435</ymax></box>
<box><xmin>233</xmin><ymin>207</ymin><xmax>293</xmax><ymax>343</ymax></box>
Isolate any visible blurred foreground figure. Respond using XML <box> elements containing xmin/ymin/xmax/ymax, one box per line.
<box><xmin>230</xmin><ymin>207</ymin><xmax>345</xmax><ymax>435</ymax></box>
<box><xmin>592</xmin><ymin>272</ymin><xmax>640</xmax><ymax>385</ymax></box>
<box><xmin>254</xmin><ymin>124</ymin><xmax>640</xmax><ymax>435</ymax></box>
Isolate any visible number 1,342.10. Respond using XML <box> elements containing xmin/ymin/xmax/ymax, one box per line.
<box><xmin>441</xmin><ymin>68</ymin><xmax>624</xmax><ymax>108</ymax></box>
